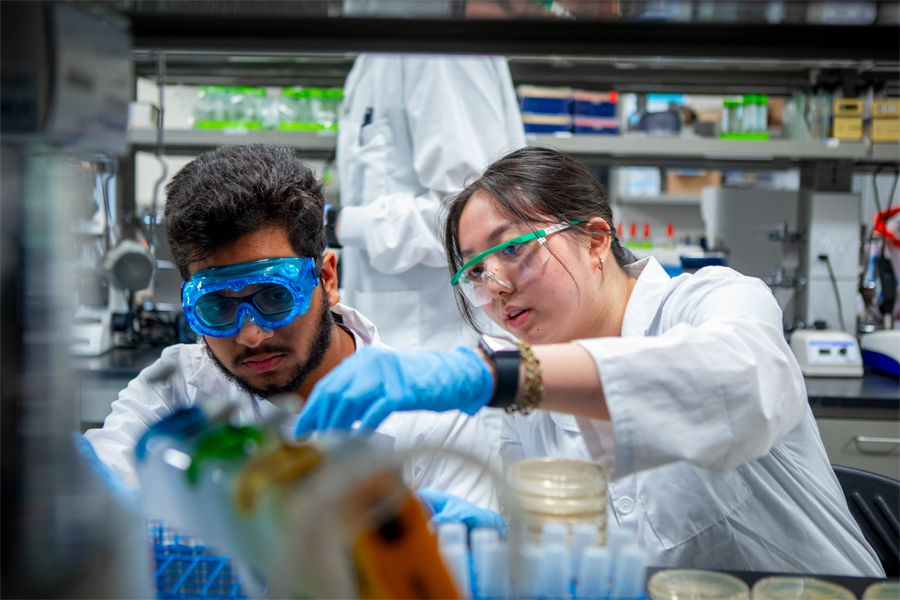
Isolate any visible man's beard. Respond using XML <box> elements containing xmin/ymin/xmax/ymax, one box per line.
<box><xmin>204</xmin><ymin>298</ymin><xmax>334</xmax><ymax>400</ymax></box>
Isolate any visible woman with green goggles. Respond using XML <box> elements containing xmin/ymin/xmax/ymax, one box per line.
<box><xmin>295</xmin><ymin>147</ymin><xmax>880</xmax><ymax>577</ymax></box>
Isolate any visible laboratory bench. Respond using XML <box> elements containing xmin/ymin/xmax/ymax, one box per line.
<box><xmin>73</xmin><ymin>345</ymin><xmax>899</xmax><ymax>476</ymax></box>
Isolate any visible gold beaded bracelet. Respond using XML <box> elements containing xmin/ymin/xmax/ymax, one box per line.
<box><xmin>506</xmin><ymin>340</ymin><xmax>545</xmax><ymax>415</ymax></box>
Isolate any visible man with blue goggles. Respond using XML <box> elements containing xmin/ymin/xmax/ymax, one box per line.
<box><xmin>182</xmin><ymin>255</ymin><xmax>322</xmax><ymax>339</ymax></box>
<box><xmin>83</xmin><ymin>144</ymin><xmax>500</xmax><ymax>532</ymax></box>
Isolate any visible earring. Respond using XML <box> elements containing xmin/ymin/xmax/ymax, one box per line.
<box><xmin>600</xmin><ymin>259</ymin><xmax>605</xmax><ymax>271</ymax></box>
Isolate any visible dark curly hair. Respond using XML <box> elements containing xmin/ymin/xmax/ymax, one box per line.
<box><xmin>164</xmin><ymin>144</ymin><xmax>325</xmax><ymax>279</ymax></box>
<box><xmin>442</xmin><ymin>146</ymin><xmax>635</xmax><ymax>334</ymax></box>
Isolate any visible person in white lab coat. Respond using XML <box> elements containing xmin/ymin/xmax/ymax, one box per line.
<box><xmin>296</xmin><ymin>147</ymin><xmax>884</xmax><ymax>576</ymax></box>
<box><xmin>331</xmin><ymin>53</ymin><xmax>525</xmax><ymax>351</ymax></box>
<box><xmin>84</xmin><ymin>144</ymin><xmax>500</xmax><ymax>522</ymax></box>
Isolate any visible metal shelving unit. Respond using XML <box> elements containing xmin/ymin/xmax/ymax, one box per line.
<box><xmin>129</xmin><ymin>129</ymin><xmax>899</xmax><ymax>167</ymax></box>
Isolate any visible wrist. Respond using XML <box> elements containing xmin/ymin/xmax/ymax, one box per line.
<box><xmin>477</xmin><ymin>335</ymin><xmax>520</xmax><ymax>411</ymax></box>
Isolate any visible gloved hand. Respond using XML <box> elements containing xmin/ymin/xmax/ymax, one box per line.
<box><xmin>416</xmin><ymin>487</ymin><xmax>507</xmax><ymax>536</ymax></box>
<box><xmin>71</xmin><ymin>432</ymin><xmax>141</xmax><ymax>507</ymax></box>
<box><xmin>294</xmin><ymin>345</ymin><xmax>492</xmax><ymax>436</ymax></box>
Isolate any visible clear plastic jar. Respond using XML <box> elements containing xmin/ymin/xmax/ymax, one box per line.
<box><xmin>722</xmin><ymin>99</ymin><xmax>742</xmax><ymax>134</ymax></box>
<box><xmin>742</xmin><ymin>94</ymin><xmax>758</xmax><ymax>133</ymax></box>
<box><xmin>507</xmin><ymin>458</ymin><xmax>608</xmax><ymax>547</ymax></box>
<box><xmin>279</xmin><ymin>87</ymin><xmax>324</xmax><ymax>130</ymax></box>
<box><xmin>756</xmin><ymin>95</ymin><xmax>769</xmax><ymax>133</ymax></box>
<box><xmin>806</xmin><ymin>94</ymin><xmax>831</xmax><ymax>139</ymax></box>
<box><xmin>318</xmin><ymin>89</ymin><xmax>344</xmax><ymax>130</ymax></box>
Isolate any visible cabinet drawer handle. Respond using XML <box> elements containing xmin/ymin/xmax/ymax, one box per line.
<box><xmin>853</xmin><ymin>436</ymin><xmax>900</xmax><ymax>444</ymax></box>
<box><xmin>853</xmin><ymin>436</ymin><xmax>900</xmax><ymax>455</ymax></box>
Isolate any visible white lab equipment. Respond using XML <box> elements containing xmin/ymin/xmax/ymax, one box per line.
<box><xmin>440</xmin><ymin>540</ymin><xmax>472</xmax><ymax>598</ymax></box>
<box><xmin>570</xmin><ymin>523</ymin><xmax>598</xmax><ymax>580</ymax></box>
<box><xmin>439</xmin><ymin>521</ymin><xmax>468</xmax><ymax>549</ymax></box>
<box><xmin>859</xmin><ymin>330</ymin><xmax>900</xmax><ymax>376</ymax></box>
<box><xmin>790</xmin><ymin>329</ymin><xmax>864</xmax><ymax>377</ymax></box>
<box><xmin>517</xmin><ymin>546</ymin><xmax>544</xmax><ymax>599</ymax></box>
<box><xmin>611</xmin><ymin>545</ymin><xmax>647</xmax><ymax>600</ymax></box>
<box><xmin>471</xmin><ymin>526</ymin><xmax>500</xmax><ymax>593</ymax></box>
<box><xmin>477</xmin><ymin>541</ymin><xmax>511</xmax><ymax>599</ymax></box>
<box><xmin>576</xmin><ymin>546</ymin><xmax>613</xmax><ymax>599</ymax></box>
<box><xmin>540</xmin><ymin>544</ymin><xmax>572</xmax><ymax>599</ymax></box>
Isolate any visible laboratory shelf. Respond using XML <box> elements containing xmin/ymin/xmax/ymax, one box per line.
<box><xmin>129</xmin><ymin>129</ymin><xmax>899</xmax><ymax>165</ymax></box>
<box><xmin>127</xmin><ymin>128</ymin><xmax>338</xmax><ymax>153</ymax></box>
<box><xmin>614</xmin><ymin>194</ymin><xmax>702</xmax><ymax>205</ymax></box>
<box><xmin>528</xmin><ymin>135</ymin><xmax>899</xmax><ymax>163</ymax></box>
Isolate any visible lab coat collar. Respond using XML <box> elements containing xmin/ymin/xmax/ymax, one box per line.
<box><xmin>619</xmin><ymin>256</ymin><xmax>671</xmax><ymax>338</ymax></box>
<box><xmin>186</xmin><ymin>302</ymin><xmax>381</xmax><ymax>393</ymax></box>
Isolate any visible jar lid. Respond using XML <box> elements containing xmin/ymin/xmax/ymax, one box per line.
<box><xmin>648</xmin><ymin>569</ymin><xmax>749</xmax><ymax>600</ymax></box>
<box><xmin>507</xmin><ymin>458</ymin><xmax>608</xmax><ymax>498</ymax></box>
<box><xmin>751</xmin><ymin>577</ymin><xmax>854</xmax><ymax>600</ymax></box>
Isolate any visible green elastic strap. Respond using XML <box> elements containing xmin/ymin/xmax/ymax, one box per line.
<box><xmin>451</xmin><ymin>220</ymin><xmax>607</xmax><ymax>287</ymax></box>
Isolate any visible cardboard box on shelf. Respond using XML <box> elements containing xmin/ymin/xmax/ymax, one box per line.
<box><xmin>666</xmin><ymin>170</ymin><xmax>722</xmax><ymax>194</ymax></box>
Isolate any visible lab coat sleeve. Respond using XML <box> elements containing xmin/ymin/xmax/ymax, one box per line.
<box><xmin>83</xmin><ymin>346</ymin><xmax>192</xmax><ymax>489</ymax></box>
<box><xmin>574</xmin><ymin>270</ymin><xmax>808</xmax><ymax>478</ymax></box>
<box><xmin>383</xmin><ymin>410</ymin><xmax>500</xmax><ymax>512</ymax></box>
<box><xmin>338</xmin><ymin>56</ymin><xmax>525</xmax><ymax>275</ymax></box>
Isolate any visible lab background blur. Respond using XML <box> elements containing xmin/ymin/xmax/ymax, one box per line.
<box><xmin>2</xmin><ymin>0</ymin><xmax>898</xmax><ymax>596</ymax></box>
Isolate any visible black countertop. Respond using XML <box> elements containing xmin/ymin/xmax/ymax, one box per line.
<box><xmin>71</xmin><ymin>344</ymin><xmax>168</xmax><ymax>379</ymax></box>
<box><xmin>806</xmin><ymin>370</ymin><xmax>900</xmax><ymax>420</ymax></box>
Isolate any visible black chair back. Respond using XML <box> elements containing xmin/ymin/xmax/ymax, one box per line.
<box><xmin>833</xmin><ymin>464</ymin><xmax>900</xmax><ymax>577</ymax></box>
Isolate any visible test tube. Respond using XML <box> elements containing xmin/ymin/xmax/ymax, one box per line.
<box><xmin>439</xmin><ymin>541</ymin><xmax>471</xmax><ymax>599</ymax></box>
<box><xmin>438</xmin><ymin>522</ymin><xmax>467</xmax><ymax>549</ymax></box>
<box><xmin>610</xmin><ymin>544</ymin><xmax>646</xmax><ymax>600</ymax></box>
<box><xmin>570</xmin><ymin>524</ymin><xmax>597</xmax><ymax>580</ymax></box>
<box><xmin>471</xmin><ymin>527</ymin><xmax>499</xmax><ymax>596</ymax></box>
<box><xmin>540</xmin><ymin>544</ymin><xmax>572</xmax><ymax>599</ymax></box>
<box><xmin>542</xmin><ymin>523</ymin><xmax>568</xmax><ymax>549</ymax></box>
<box><xmin>576</xmin><ymin>546</ymin><xmax>612</xmax><ymax>599</ymax></box>
<box><xmin>478</xmin><ymin>541</ymin><xmax>510</xmax><ymax>599</ymax></box>
<box><xmin>516</xmin><ymin>545</ymin><xmax>543</xmax><ymax>599</ymax></box>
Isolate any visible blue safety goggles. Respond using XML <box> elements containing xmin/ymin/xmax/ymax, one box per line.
<box><xmin>182</xmin><ymin>257</ymin><xmax>321</xmax><ymax>338</ymax></box>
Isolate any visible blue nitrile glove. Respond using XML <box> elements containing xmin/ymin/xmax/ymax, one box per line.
<box><xmin>294</xmin><ymin>345</ymin><xmax>493</xmax><ymax>436</ymax></box>
<box><xmin>72</xmin><ymin>432</ymin><xmax>141</xmax><ymax>507</ymax></box>
<box><xmin>416</xmin><ymin>488</ymin><xmax>507</xmax><ymax>536</ymax></box>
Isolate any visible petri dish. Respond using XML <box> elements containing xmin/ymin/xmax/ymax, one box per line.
<box><xmin>751</xmin><ymin>576</ymin><xmax>855</xmax><ymax>599</ymax></box>
<box><xmin>863</xmin><ymin>581</ymin><xmax>900</xmax><ymax>600</ymax></box>
<box><xmin>507</xmin><ymin>457</ymin><xmax>608</xmax><ymax>498</ymax></box>
<box><xmin>648</xmin><ymin>569</ymin><xmax>750</xmax><ymax>600</ymax></box>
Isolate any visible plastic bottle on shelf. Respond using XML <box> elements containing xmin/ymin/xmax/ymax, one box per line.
<box><xmin>756</xmin><ymin>95</ymin><xmax>769</xmax><ymax>133</ymax></box>
<box><xmin>742</xmin><ymin>95</ymin><xmax>758</xmax><ymax>133</ymax></box>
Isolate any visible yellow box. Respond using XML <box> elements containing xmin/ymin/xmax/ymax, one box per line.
<box><xmin>873</xmin><ymin>100</ymin><xmax>900</xmax><ymax>118</ymax></box>
<box><xmin>872</xmin><ymin>118</ymin><xmax>899</xmax><ymax>142</ymax></box>
<box><xmin>833</xmin><ymin>118</ymin><xmax>863</xmax><ymax>140</ymax></box>
<box><xmin>833</xmin><ymin>98</ymin><xmax>863</xmax><ymax>117</ymax></box>
<box><xmin>872</xmin><ymin>100</ymin><xmax>900</xmax><ymax>143</ymax></box>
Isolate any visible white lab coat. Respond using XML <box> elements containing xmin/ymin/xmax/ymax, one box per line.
<box><xmin>336</xmin><ymin>54</ymin><xmax>526</xmax><ymax>351</ymax></box>
<box><xmin>85</xmin><ymin>304</ymin><xmax>498</xmax><ymax>512</ymax></box>
<box><xmin>500</xmin><ymin>257</ymin><xmax>884</xmax><ymax>576</ymax></box>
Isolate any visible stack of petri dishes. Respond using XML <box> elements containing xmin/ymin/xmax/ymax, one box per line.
<box><xmin>750</xmin><ymin>576</ymin><xmax>855</xmax><ymax>599</ymax></box>
<box><xmin>648</xmin><ymin>569</ymin><xmax>750</xmax><ymax>600</ymax></box>
<box><xmin>507</xmin><ymin>457</ymin><xmax>609</xmax><ymax>547</ymax></box>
